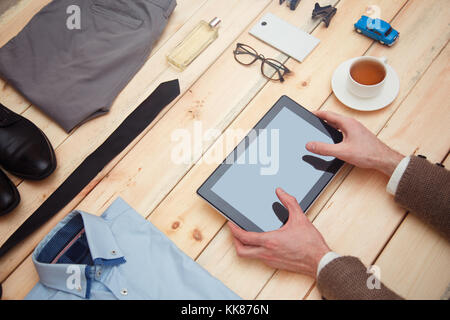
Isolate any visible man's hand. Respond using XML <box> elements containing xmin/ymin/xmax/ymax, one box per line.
<box><xmin>306</xmin><ymin>110</ymin><xmax>404</xmax><ymax>177</ymax></box>
<box><xmin>228</xmin><ymin>188</ymin><xmax>331</xmax><ymax>278</ymax></box>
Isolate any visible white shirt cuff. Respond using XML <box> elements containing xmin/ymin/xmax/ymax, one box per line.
<box><xmin>317</xmin><ymin>251</ymin><xmax>341</xmax><ymax>278</ymax></box>
<box><xmin>386</xmin><ymin>156</ymin><xmax>411</xmax><ymax>195</ymax></box>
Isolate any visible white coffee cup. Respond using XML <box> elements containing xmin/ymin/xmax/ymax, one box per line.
<box><xmin>347</xmin><ymin>56</ymin><xmax>388</xmax><ymax>98</ymax></box>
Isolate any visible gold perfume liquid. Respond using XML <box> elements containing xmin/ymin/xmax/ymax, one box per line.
<box><xmin>167</xmin><ymin>17</ymin><xmax>221</xmax><ymax>71</ymax></box>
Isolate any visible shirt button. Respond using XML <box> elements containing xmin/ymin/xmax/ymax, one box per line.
<box><xmin>111</xmin><ymin>250</ymin><xmax>117</xmax><ymax>255</ymax></box>
<box><xmin>120</xmin><ymin>289</ymin><xmax>128</xmax><ymax>296</ymax></box>
<box><xmin>77</xmin><ymin>286</ymin><xmax>82</xmax><ymax>292</ymax></box>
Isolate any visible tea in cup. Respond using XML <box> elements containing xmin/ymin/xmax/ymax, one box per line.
<box><xmin>347</xmin><ymin>56</ymin><xmax>387</xmax><ymax>98</ymax></box>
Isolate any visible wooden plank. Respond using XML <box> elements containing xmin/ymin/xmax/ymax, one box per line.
<box><xmin>0</xmin><ymin>0</ymin><xmax>273</xmax><ymax>245</ymax></box>
<box><xmin>1</xmin><ymin>0</ymin><xmax>210</xmax><ymax>190</ymax></box>
<box><xmin>0</xmin><ymin>253</ymin><xmax>35</xmax><ymax>300</ymax></box>
<box><xmin>371</xmin><ymin>99</ymin><xmax>450</xmax><ymax>299</ymax></box>
<box><xmin>200</xmin><ymin>0</ymin><xmax>450</xmax><ymax>299</ymax></box>
<box><xmin>0</xmin><ymin>82</ymin><xmax>31</xmax><ymax>119</ymax></box>
<box><xmin>0</xmin><ymin>0</ymin><xmax>272</xmax><ymax>283</ymax></box>
<box><xmin>375</xmin><ymin>212</ymin><xmax>450</xmax><ymax>300</ymax></box>
<box><xmin>0</xmin><ymin>0</ymin><xmax>21</xmax><ymax>18</ymax></box>
<box><xmin>307</xmin><ymin>157</ymin><xmax>450</xmax><ymax>301</ymax></box>
<box><xmin>0</xmin><ymin>0</ymin><xmax>208</xmax><ymax>116</ymax></box>
<box><xmin>107</xmin><ymin>0</ymin><xmax>409</xmax><ymax>300</ymax></box>
<box><xmin>0</xmin><ymin>0</ymin><xmax>50</xmax><ymax>46</ymax></box>
<box><xmin>0</xmin><ymin>0</ymin><xmax>334</xmax><ymax>298</ymax></box>
<box><xmin>147</xmin><ymin>0</ymin><xmax>210</xmax><ymax>59</ymax></box>
<box><xmin>1</xmin><ymin>0</ymin><xmax>211</xmax><ymax>231</ymax></box>
<box><xmin>0</xmin><ymin>0</ymin><xmax>274</xmax><ymax>242</ymax></box>
<box><xmin>199</xmin><ymin>0</ymin><xmax>449</xmax><ymax>299</ymax></box>
<box><xmin>262</xmin><ymin>35</ymin><xmax>450</xmax><ymax>300</ymax></box>
<box><xmin>2</xmin><ymin>0</ymin><xmax>446</xmax><ymax>300</ymax></box>
<box><xmin>4</xmin><ymin>0</ymin><xmax>210</xmax><ymax>191</ymax></box>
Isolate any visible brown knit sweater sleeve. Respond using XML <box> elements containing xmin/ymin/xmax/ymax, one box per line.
<box><xmin>317</xmin><ymin>256</ymin><xmax>403</xmax><ymax>300</ymax></box>
<box><xmin>317</xmin><ymin>156</ymin><xmax>449</xmax><ymax>300</ymax></box>
<box><xmin>394</xmin><ymin>156</ymin><xmax>450</xmax><ymax>240</ymax></box>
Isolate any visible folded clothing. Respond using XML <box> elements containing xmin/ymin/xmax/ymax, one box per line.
<box><xmin>26</xmin><ymin>197</ymin><xmax>240</xmax><ymax>300</ymax></box>
<box><xmin>0</xmin><ymin>0</ymin><xmax>176</xmax><ymax>132</ymax></box>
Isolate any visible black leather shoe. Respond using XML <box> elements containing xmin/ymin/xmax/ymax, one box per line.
<box><xmin>0</xmin><ymin>169</ymin><xmax>20</xmax><ymax>216</ymax></box>
<box><xmin>0</xmin><ymin>103</ymin><xmax>56</xmax><ymax>180</ymax></box>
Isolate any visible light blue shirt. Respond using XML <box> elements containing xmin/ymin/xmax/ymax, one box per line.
<box><xmin>26</xmin><ymin>197</ymin><xmax>240</xmax><ymax>300</ymax></box>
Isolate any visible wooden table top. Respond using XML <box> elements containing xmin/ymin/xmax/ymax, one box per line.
<box><xmin>0</xmin><ymin>0</ymin><xmax>449</xmax><ymax>300</ymax></box>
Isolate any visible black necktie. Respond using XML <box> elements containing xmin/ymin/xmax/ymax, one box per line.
<box><xmin>0</xmin><ymin>79</ymin><xmax>180</xmax><ymax>258</ymax></box>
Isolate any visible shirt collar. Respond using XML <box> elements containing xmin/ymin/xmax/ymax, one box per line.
<box><xmin>32</xmin><ymin>209</ymin><xmax>126</xmax><ymax>298</ymax></box>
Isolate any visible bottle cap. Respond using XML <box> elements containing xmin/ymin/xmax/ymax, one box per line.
<box><xmin>209</xmin><ymin>17</ymin><xmax>221</xmax><ymax>28</ymax></box>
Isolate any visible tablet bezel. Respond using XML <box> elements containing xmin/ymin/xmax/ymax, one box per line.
<box><xmin>197</xmin><ymin>95</ymin><xmax>344</xmax><ymax>232</ymax></box>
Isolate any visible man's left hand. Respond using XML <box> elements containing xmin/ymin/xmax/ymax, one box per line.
<box><xmin>228</xmin><ymin>188</ymin><xmax>331</xmax><ymax>278</ymax></box>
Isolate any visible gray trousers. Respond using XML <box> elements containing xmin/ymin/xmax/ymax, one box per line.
<box><xmin>0</xmin><ymin>0</ymin><xmax>176</xmax><ymax>132</ymax></box>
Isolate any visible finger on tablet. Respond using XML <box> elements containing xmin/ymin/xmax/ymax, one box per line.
<box><xmin>313</xmin><ymin>110</ymin><xmax>348</xmax><ymax>131</ymax></box>
<box><xmin>275</xmin><ymin>188</ymin><xmax>302</xmax><ymax>215</ymax></box>
<box><xmin>306</xmin><ymin>141</ymin><xmax>342</xmax><ymax>157</ymax></box>
<box><xmin>228</xmin><ymin>221</ymin><xmax>267</xmax><ymax>246</ymax></box>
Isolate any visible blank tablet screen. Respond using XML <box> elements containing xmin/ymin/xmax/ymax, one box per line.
<box><xmin>198</xmin><ymin>96</ymin><xmax>344</xmax><ymax>232</ymax></box>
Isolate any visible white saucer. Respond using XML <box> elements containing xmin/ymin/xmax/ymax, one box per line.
<box><xmin>331</xmin><ymin>57</ymin><xmax>400</xmax><ymax>111</ymax></box>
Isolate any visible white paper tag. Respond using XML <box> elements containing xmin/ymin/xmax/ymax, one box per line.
<box><xmin>249</xmin><ymin>12</ymin><xmax>320</xmax><ymax>62</ymax></box>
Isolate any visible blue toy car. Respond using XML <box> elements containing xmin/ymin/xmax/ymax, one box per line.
<box><xmin>354</xmin><ymin>15</ymin><xmax>399</xmax><ymax>46</ymax></box>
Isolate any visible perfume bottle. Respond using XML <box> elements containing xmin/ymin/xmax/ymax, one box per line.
<box><xmin>167</xmin><ymin>17</ymin><xmax>221</xmax><ymax>71</ymax></box>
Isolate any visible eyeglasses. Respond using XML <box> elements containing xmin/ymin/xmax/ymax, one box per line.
<box><xmin>233</xmin><ymin>43</ymin><xmax>291</xmax><ymax>82</ymax></box>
